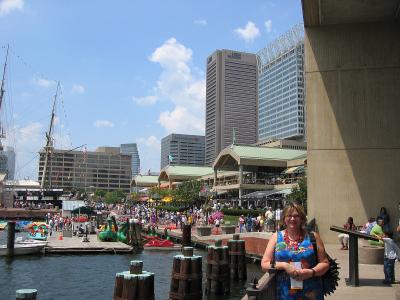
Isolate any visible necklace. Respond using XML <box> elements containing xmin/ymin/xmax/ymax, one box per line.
<box><xmin>284</xmin><ymin>230</ymin><xmax>303</xmax><ymax>251</ymax></box>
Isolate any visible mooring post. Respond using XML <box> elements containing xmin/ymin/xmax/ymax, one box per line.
<box><xmin>7</xmin><ymin>221</ymin><xmax>16</xmax><ymax>257</ymax></box>
<box><xmin>16</xmin><ymin>289</ymin><xmax>37</xmax><ymax>300</ymax></box>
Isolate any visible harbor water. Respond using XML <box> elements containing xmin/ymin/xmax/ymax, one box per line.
<box><xmin>0</xmin><ymin>231</ymin><xmax>263</xmax><ymax>300</ymax></box>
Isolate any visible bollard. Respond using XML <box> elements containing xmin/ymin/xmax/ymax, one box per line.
<box><xmin>205</xmin><ymin>240</ymin><xmax>230</xmax><ymax>295</ymax></box>
<box><xmin>130</xmin><ymin>261</ymin><xmax>143</xmax><ymax>274</ymax></box>
<box><xmin>113</xmin><ymin>260</ymin><xmax>154</xmax><ymax>300</ymax></box>
<box><xmin>228</xmin><ymin>234</ymin><xmax>247</xmax><ymax>280</ymax></box>
<box><xmin>7</xmin><ymin>221</ymin><xmax>16</xmax><ymax>257</ymax></box>
<box><xmin>16</xmin><ymin>289</ymin><xmax>37</xmax><ymax>300</ymax></box>
<box><xmin>170</xmin><ymin>246</ymin><xmax>202</xmax><ymax>300</ymax></box>
<box><xmin>182</xmin><ymin>224</ymin><xmax>191</xmax><ymax>247</ymax></box>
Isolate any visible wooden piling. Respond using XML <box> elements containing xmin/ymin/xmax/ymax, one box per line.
<box><xmin>16</xmin><ymin>289</ymin><xmax>37</xmax><ymax>300</ymax></box>
<box><xmin>130</xmin><ymin>261</ymin><xmax>143</xmax><ymax>274</ymax></box>
<box><xmin>182</xmin><ymin>224</ymin><xmax>191</xmax><ymax>247</ymax></box>
<box><xmin>7</xmin><ymin>221</ymin><xmax>16</xmax><ymax>257</ymax></box>
<box><xmin>228</xmin><ymin>234</ymin><xmax>247</xmax><ymax>280</ymax></box>
<box><xmin>113</xmin><ymin>261</ymin><xmax>154</xmax><ymax>300</ymax></box>
<box><xmin>129</xmin><ymin>219</ymin><xmax>143</xmax><ymax>249</ymax></box>
<box><xmin>205</xmin><ymin>240</ymin><xmax>230</xmax><ymax>295</ymax></box>
<box><xmin>169</xmin><ymin>246</ymin><xmax>202</xmax><ymax>300</ymax></box>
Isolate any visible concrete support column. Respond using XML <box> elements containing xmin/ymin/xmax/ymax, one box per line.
<box><xmin>169</xmin><ymin>179</ymin><xmax>172</xmax><ymax>190</ymax></box>
<box><xmin>213</xmin><ymin>169</ymin><xmax>217</xmax><ymax>189</ymax></box>
<box><xmin>305</xmin><ymin>23</ymin><xmax>400</xmax><ymax>242</ymax></box>
<box><xmin>238</xmin><ymin>165</ymin><xmax>243</xmax><ymax>207</ymax></box>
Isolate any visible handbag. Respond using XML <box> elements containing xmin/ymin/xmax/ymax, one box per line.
<box><xmin>309</xmin><ymin>232</ymin><xmax>340</xmax><ymax>296</ymax></box>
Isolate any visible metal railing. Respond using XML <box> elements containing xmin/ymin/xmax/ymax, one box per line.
<box><xmin>243</xmin><ymin>269</ymin><xmax>278</xmax><ymax>300</ymax></box>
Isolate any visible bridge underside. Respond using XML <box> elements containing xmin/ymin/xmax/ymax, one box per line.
<box><xmin>302</xmin><ymin>0</ymin><xmax>400</xmax><ymax>241</ymax></box>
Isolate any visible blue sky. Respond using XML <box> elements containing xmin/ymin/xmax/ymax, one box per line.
<box><xmin>0</xmin><ymin>0</ymin><xmax>303</xmax><ymax>180</ymax></box>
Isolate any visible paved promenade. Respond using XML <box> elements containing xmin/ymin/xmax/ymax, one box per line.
<box><xmin>324</xmin><ymin>243</ymin><xmax>400</xmax><ymax>300</ymax></box>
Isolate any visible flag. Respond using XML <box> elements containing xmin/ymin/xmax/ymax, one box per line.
<box><xmin>168</xmin><ymin>154</ymin><xmax>174</xmax><ymax>163</ymax></box>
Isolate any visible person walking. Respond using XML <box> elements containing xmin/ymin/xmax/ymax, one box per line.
<box><xmin>261</xmin><ymin>202</ymin><xmax>329</xmax><ymax>300</ymax></box>
<box><xmin>239</xmin><ymin>215</ymin><xmax>245</xmax><ymax>233</ymax></box>
<box><xmin>381</xmin><ymin>233</ymin><xmax>400</xmax><ymax>284</ymax></box>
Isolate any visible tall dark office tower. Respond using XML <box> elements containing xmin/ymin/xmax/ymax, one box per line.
<box><xmin>205</xmin><ymin>50</ymin><xmax>258</xmax><ymax>166</ymax></box>
<box><xmin>160</xmin><ymin>134</ymin><xmax>205</xmax><ymax>169</ymax></box>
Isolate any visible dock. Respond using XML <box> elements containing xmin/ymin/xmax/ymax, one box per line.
<box><xmin>45</xmin><ymin>234</ymin><xmax>133</xmax><ymax>254</ymax></box>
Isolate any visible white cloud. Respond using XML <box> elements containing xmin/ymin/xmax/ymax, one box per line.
<box><xmin>18</xmin><ymin>122</ymin><xmax>42</xmax><ymax>145</ymax></box>
<box><xmin>265</xmin><ymin>20</ymin><xmax>273</xmax><ymax>32</ymax></box>
<box><xmin>71</xmin><ymin>84</ymin><xmax>85</xmax><ymax>94</ymax></box>
<box><xmin>33</xmin><ymin>77</ymin><xmax>56</xmax><ymax>88</ymax></box>
<box><xmin>234</xmin><ymin>21</ymin><xmax>260</xmax><ymax>43</ymax></box>
<box><xmin>194</xmin><ymin>19</ymin><xmax>207</xmax><ymax>26</ymax></box>
<box><xmin>133</xmin><ymin>38</ymin><xmax>206</xmax><ymax>134</ymax></box>
<box><xmin>158</xmin><ymin>106</ymin><xmax>203</xmax><ymax>133</ymax></box>
<box><xmin>0</xmin><ymin>0</ymin><xmax>24</xmax><ymax>16</ymax></box>
<box><xmin>133</xmin><ymin>95</ymin><xmax>158</xmax><ymax>106</ymax></box>
<box><xmin>137</xmin><ymin>135</ymin><xmax>161</xmax><ymax>173</ymax></box>
<box><xmin>138</xmin><ymin>135</ymin><xmax>160</xmax><ymax>149</ymax></box>
<box><xmin>93</xmin><ymin>120</ymin><xmax>114</xmax><ymax>128</ymax></box>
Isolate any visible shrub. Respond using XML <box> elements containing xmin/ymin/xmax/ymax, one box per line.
<box><xmin>221</xmin><ymin>208</ymin><xmax>264</xmax><ymax>217</ymax></box>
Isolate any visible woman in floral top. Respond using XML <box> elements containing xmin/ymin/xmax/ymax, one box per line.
<box><xmin>261</xmin><ymin>203</ymin><xmax>329</xmax><ymax>300</ymax></box>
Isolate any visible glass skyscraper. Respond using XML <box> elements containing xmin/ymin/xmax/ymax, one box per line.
<box><xmin>257</xmin><ymin>24</ymin><xmax>305</xmax><ymax>142</ymax></box>
<box><xmin>120</xmin><ymin>143</ymin><xmax>140</xmax><ymax>176</ymax></box>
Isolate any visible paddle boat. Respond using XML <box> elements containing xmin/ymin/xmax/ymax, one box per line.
<box><xmin>27</xmin><ymin>223</ymin><xmax>49</xmax><ymax>241</ymax></box>
<box><xmin>0</xmin><ymin>243</ymin><xmax>45</xmax><ymax>256</ymax></box>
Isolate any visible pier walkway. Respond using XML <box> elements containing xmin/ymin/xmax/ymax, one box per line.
<box><xmin>45</xmin><ymin>234</ymin><xmax>133</xmax><ymax>254</ymax></box>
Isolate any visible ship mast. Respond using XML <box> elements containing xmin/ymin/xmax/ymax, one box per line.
<box><xmin>0</xmin><ymin>45</ymin><xmax>9</xmax><ymax>150</ymax></box>
<box><xmin>40</xmin><ymin>82</ymin><xmax>60</xmax><ymax>189</ymax></box>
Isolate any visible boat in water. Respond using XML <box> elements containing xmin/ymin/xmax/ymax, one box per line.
<box><xmin>0</xmin><ymin>243</ymin><xmax>45</xmax><ymax>256</ymax></box>
<box><xmin>26</xmin><ymin>223</ymin><xmax>49</xmax><ymax>241</ymax></box>
<box><xmin>143</xmin><ymin>236</ymin><xmax>181</xmax><ymax>251</ymax></box>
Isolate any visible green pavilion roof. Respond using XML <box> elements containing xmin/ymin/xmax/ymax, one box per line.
<box><xmin>231</xmin><ymin>145</ymin><xmax>306</xmax><ymax>160</ymax></box>
<box><xmin>131</xmin><ymin>175</ymin><xmax>159</xmax><ymax>185</ymax></box>
<box><xmin>159</xmin><ymin>165</ymin><xmax>213</xmax><ymax>181</ymax></box>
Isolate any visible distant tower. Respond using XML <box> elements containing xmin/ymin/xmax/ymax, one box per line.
<box><xmin>160</xmin><ymin>134</ymin><xmax>205</xmax><ymax>169</ymax></box>
<box><xmin>257</xmin><ymin>24</ymin><xmax>306</xmax><ymax>142</ymax></box>
<box><xmin>205</xmin><ymin>49</ymin><xmax>258</xmax><ymax>165</ymax></box>
<box><xmin>4</xmin><ymin>146</ymin><xmax>15</xmax><ymax>180</ymax></box>
<box><xmin>120</xmin><ymin>143</ymin><xmax>140</xmax><ymax>176</ymax></box>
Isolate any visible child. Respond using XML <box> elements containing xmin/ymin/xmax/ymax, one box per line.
<box><xmin>381</xmin><ymin>233</ymin><xmax>400</xmax><ymax>284</ymax></box>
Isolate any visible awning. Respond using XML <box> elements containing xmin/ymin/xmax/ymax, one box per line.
<box><xmin>71</xmin><ymin>206</ymin><xmax>95</xmax><ymax>215</ymax></box>
<box><xmin>270</xmin><ymin>188</ymin><xmax>292</xmax><ymax>196</ymax></box>
<box><xmin>162</xmin><ymin>196</ymin><xmax>173</xmax><ymax>203</ymax></box>
<box><xmin>242</xmin><ymin>188</ymin><xmax>293</xmax><ymax>199</ymax></box>
<box><xmin>282</xmin><ymin>166</ymin><xmax>305</xmax><ymax>174</ymax></box>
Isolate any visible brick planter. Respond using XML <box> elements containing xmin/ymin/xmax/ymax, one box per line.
<box><xmin>196</xmin><ymin>226</ymin><xmax>212</xmax><ymax>236</ymax></box>
<box><xmin>221</xmin><ymin>225</ymin><xmax>236</xmax><ymax>234</ymax></box>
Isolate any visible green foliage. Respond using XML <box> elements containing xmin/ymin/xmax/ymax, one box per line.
<box><xmin>286</xmin><ymin>177</ymin><xmax>307</xmax><ymax>212</ymax></box>
<box><xmin>222</xmin><ymin>208</ymin><xmax>265</xmax><ymax>217</ymax></box>
<box><xmin>95</xmin><ymin>189</ymin><xmax>106</xmax><ymax>197</ymax></box>
<box><xmin>172</xmin><ymin>180</ymin><xmax>202</xmax><ymax>203</ymax></box>
<box><xmin>149</xmin><ymin>187</ymin><xmax>172</xmax><ymax>198</ymax></box>
<box><xmin>105</xmin><ymin>191</ymin><xmax>123</xmax><ymax>204</ymax></box>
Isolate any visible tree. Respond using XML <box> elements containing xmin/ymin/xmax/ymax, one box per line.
<box><xmin>105</xmin><ymin>191</ymin><xmax>119</xmax><ymax>204</ymax></box>
<box><xmin>95</xmin><ymin>189</ymin><xmax>106</xmax><ymax>198</ymax></box>
<box><xmin>286</xmin><ymin>177</ymin><xmax>307</xmax><ymax>212</ymax></box>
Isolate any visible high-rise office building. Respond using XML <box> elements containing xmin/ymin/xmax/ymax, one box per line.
<box><xmin>120</xmin><ymin>143</ymin><xmax>140</xmax><ymax>176</ymax></box>
<box><xmin>4</xmin><ymin>146</ymin><xmax>15</xmax><ymax>180</ymax></box>
<box><xmin>205</xmin><ymin>49</ymin><xmax>258</xmax><ymax>165</ymax></box>
<box><xmin>160</xmin><ymin>134</ymin><xmax>205</xmax><ymax>169</ymax></box>
<box><xmin>257</xmin><ymin>24</ymin><xmax>305</xmax><ymax>142</ymax></box>
<box><xmin>38</xmin><ymin>147</ymin><xmax>132</xmax><ymax>192</ymax></box>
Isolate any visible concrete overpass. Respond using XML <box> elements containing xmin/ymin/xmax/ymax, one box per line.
<box><xmin>302</xmin><ymin>0</ymin><xmax>400</xmax><ymax>241</ymax></box>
